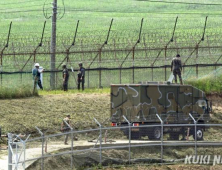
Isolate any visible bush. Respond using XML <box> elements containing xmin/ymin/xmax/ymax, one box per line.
<box><xmin>186</xmin><ymin>74</ymin><xmax>222</xmax><ymax>94</ymax></box>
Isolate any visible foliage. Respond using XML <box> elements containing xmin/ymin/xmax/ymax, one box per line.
<box><xmin>0</xmin><ymin>84</ymin><xmax>38</xmax><ymax>99</ymax></box>
<box><xmin>186</xmin><ymin>74</ymin><xmax>222</xmax><ymax>94</ymax></box>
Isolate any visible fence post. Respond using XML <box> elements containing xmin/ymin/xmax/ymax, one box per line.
<box><xmin>189</xmin><ymin>113</ymin><xmax>197</xmax><ymax>158</ymax></box>
<box><xmin>0</xmin><ymin>65</ymin><xmax>2</xmax><ymax>86</ymax></box>
<box><xmin>196</xmin><ymin>44</ymin><xmax>199</xmax><ymax>78</ymax></box>
<box><xmin>164</xmin><ymin>46</ymin><xmax>167</xmax><ymax>81</ymax></box>
<box><xmin>63</xmin><ymin>119</ymin><xmax>74</xmax><ymax>170</ymax></box>
<box><xmin>123</xmin><ymin>115</ymin><xmax>131</xmax><ymax>164</ymax></box>
<box><xmin>196</xmin><ymin>64</ymin><xmax>198</xmax><ymax>79</ymax></box>
<box><xmin>88</xmin><ymin>67</ymin><xmax>90</xmax><ymax>88</ymax></box>
<box><xmin>120</xmin><ymin>67</ymin><xmax>121</xmax><ymax>84</ymax></box>
<box><xmin>23</xmin><ymin>134</ymin><xmax>30</xmax><ymax>170</ymax></box>
<box><xmin>8</xmin><ymin>133</ymin><xmax>13</xmax><ymax>170</ymax></box>
<box><xmin>156</xmin><ymin>114</ymin><xmax>163</xmax><ymax>164</ymax></box>
<box><xmin>132</xmin><ymin>47</ymin><xmax>135</xmax><ymax>84</ymax></box>
<box><xmin>99</xmin><ymin>49</ymin><xmax>102</xmax><ymax>88</ymax></box>
<box><xmin>35</xmin><ymin>126</ymin><xmax>44</xmax><ymax>170</ymax></box>
<box><xmin>94</xmin><ymin>118</ymin><xmax>102</xmax><ymax>165</ymax></box>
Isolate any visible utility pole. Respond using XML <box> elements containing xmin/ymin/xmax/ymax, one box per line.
<box><xmin>50</xmin><ymin>0</ymin><xmax>57</xmax><ymax>89</ymax></box>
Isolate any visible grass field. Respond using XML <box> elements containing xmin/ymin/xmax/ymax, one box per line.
<box><xmin>1</xmin><ymin>1</ymin><xmax>222</xmax><ymax>169</ymax></box>
<box><xmin>0</xmin><ymin>91</ymin><xmax>220</xmax><ymax>170</ymax></box>
<box><xmin>1</xmin><ymin>0</ymin><xmax>222</xmax><ymax>90</ymax></box>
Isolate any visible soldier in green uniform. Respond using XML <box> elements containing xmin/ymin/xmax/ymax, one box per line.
<box><xmin>171</xmin><ymin>54</ymin><xmax>183</xmax><ymax>85</ymax></box>
<box><xmin>62</xmin><ymin>64</ymin><xmax>69</xmax><ymax>91</ymax></box>
<box><xmin>77</xmin><ymin>62</ymin><xmax>85</xmax><ymax>91</ymax></box>
<box><xmin>61</xmin><ymin>115</ymin><xmax>71</xmax><ymax>145</ymax></box>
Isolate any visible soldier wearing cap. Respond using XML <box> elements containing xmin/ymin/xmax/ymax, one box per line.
<box><xmin>62</xmin><ymin>64</ymin><xmax>69</xmax><ymax>91</ymax></box>
<box><xmin>32</xmin><ymin>63</ymin><xmax>44</xmax><ymax>92</ymax></box>
<box><xmin>77</xmin><ymin>62</ymin><xmax>85</xmax><ymax>90</ymax></box>
<box><xmin>171</xmin><ymin>54</ymin><xmax>183</xmax><ymax>85</ymax></box>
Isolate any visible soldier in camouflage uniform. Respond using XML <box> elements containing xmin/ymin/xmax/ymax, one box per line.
<box><xmin>171</xmin><ymin>54</ymin><xmax>183</xmax><ymax>85</ymax></box>
<box><xmin>77</xmin><ymin>62</ymin><xmax>85</xmax><ymax>91</ymax></box>
<box><xmin>62</xmin><ymin>64</ymin><xmax>69</xmax><ymax>91</ymax></box>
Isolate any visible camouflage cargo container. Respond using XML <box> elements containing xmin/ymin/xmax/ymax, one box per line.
<box><xmin>111</xmin><ymin>82</ymin><xmax>211</xmax><ymax>140</ymax></box>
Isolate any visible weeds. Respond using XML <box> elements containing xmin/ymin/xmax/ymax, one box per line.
<box><xmin>185</xmin><ymin>75</ymin><xmax>222</xmax><ymax>94</ymax></box>
<box><xmin>0</xmin><ymin>84</ymin><xmax>38</xmax><ymax>99</ymax></box>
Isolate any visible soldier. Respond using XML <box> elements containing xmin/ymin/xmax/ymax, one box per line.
<box><xmin>32</xmin><ymin>63</ymin><xmax>43</xmax><ymax>93</ymax></box>
<box><xmin>77</xmin><ymin>62</ymin><xmax>85</xmax><ymax>91</ymax></box>
<box><xmin>171</xmin><ymin>54</ymin><xmax>183</xmax><ymax>85</ymax></box>
<box><xmin>62</xmin><ymin>64</ymin><xmax>69</xmax><ymax>91</ymax></box>
<box><xmin>61</xmin><ymin>115</ymin><xmax>71</xmax><ymax>145</ymax></box>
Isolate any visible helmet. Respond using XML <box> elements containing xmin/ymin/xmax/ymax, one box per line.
<box><xmin>78</xmin><ymin>62</ymin><xmax>82</xmax><ymax>66</ymax></box>
<box><xmin>176</xmin><ymin>54</ymin><xmax>180</xmax><ymax>58</ymax></box>
<box><xmin>62</xmin><ymin>63</ymin><xmax>66</xmax><ymax>68</ymax></box>
<box><xmin>35</xmin><ymin>63</ymin><xmax>40</xmax><ymax>67</ymax></box>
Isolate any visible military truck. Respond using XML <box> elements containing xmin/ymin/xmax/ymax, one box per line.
<box><xmin>110</xmin><ymin>82</ymin><xmax>211</xmax><ymax>140</ymax></box>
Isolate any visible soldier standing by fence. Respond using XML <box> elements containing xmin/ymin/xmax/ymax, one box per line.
<box><xmin>32</xmin><ymin>63</ymin><xmax>44</xmax><ymax>93</ymax></box>
<box><xmin>62</xmin><ymin>64</ymin><xmax>69</xmax><ymax>91</ymax></box>
<box><xmin>171</xmin><ymin>54</ymin><xmax>183</xmax><ymax>85</ymax></box>
<box><xmin>77</xmin><ymin>62</ymin><xmax>85</xmax><ymax>91</ymax></box>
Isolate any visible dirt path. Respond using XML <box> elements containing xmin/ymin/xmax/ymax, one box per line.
<box><xmin>0</xmin><ymin>140</ymin><xmax>121</xmax><ymax>170</ymax></box>
<box><xmin>0</xmin><ymin>142</ymin><xmax>71</xmax><ymax>170</ymax></box>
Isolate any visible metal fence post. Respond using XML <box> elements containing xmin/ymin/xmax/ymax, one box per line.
<box><xmin>23</xmin><ymin>140</ymin><xmax>26</xmax><ymax>170</ymax></box>
<box><xmin>35</xmin><ymin>126</ymin><xmax>44</xmax><ymax>170</ymax></box>
<box><xmin>87</xmin><ymin>68</ymin><xmax>89</xmax><ymax>88</ymax></box>
<box><xmin>8</xmin><ymin>133</ymin><xmax>12</xmax><ymax>170</ymax></box>
<box><xmin>63</xmin><ymin>119</ymin><xmax>74</xmax><ymax>170</ymax></box>
<box><xmin>156</xmin><ymin>114</ymin><xmax>163</xmax><ymax>164</ymax></box>
<box><xmin>23</xmin><ymin>134</ymin><xmax>30</xmax><ymax>170</ymax></box>
<box><xmin>94</xmin><ymin>118</ymin><xmax>102</xmax><ymax>165</ymax></box>
<box><xmin>119</xmin><ymin>67</ymin><xmax>121</xmax><ymax>84</ymax></box>
<box><xmin>189</xmin><ymin>113</ymin><xmax>197</xmax><ymax>158</ymax></box>
<box><xmin>123</xmin><ymin>115</ymin><xmax>131</xmax><ymax>164</ymax></box>
<box><xmin>132</xmin><ymin>47</ymin><xmax>135</xmax><ymax>84</ymax></box>
<box><xmin>99</xmin><ymin>49</ymin><xmax>102</xmax><ymax>88</ymax></box>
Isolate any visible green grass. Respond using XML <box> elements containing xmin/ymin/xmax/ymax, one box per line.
<box><xmin>0</xmin><ymin>83</ymin><xmax>38</xmax><ymax>99</ymax></box>
<box><xmin>186</xmin><ymin>74</ymin><xmax>222</xmax><ymax>94</ymax></box>
<box><xmin>39</xmin><ymin>88</ymin><xmax>110</xmax><ymax>95</ymax></box>
<box><xmin>1</xmin><ymin>0</ymin><xmax>222</xmax><ymax>91</ymax></box>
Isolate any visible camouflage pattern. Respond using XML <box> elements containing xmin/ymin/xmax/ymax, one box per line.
<box><xmin>111</xmin><ymin>82</ymin><xmax>210</xmax><ymax>124</ymax></box>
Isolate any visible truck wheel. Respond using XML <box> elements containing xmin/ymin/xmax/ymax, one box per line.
<box><xmin>193</xmin><ymin>128</ymin><xmax>203</xmax><ymax>141</ymax></box>
<box><xmin>148</xmin><ymin>127</ymin><xmax>161</xmax><ymax>140</ymax></box>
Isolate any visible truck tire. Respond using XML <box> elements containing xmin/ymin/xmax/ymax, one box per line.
<box><xmin>192</xmin><ymin>127</ymin><xmax>203</xmax><ymax>141</ymax></box>
<box><xmin>148</xmin><ymin>127</ymin><xmax>161</xmax><ymax>140</ymax></box>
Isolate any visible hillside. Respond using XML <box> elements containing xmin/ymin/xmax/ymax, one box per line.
<box><xmin>0</xmin><ymin>92</ymin><xmax>110</xmax><ymax>135</ymax></box>
<box><xmin>0</xmin><ymin>91</ymin><xmax>221</xmax><ymax>136</ymax></box>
